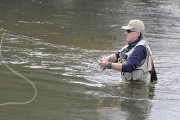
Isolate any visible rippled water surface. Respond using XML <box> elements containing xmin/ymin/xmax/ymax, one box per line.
<box><xmin>1</xmin><ymin>0</ymin><xmax>180</xmax><ymax>120</ymax></box>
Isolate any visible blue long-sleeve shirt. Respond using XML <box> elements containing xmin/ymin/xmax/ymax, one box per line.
<box><xmin>115</xmin><ymin>42</ymin><xmax>147</xmax><ymax>73</ymax></box>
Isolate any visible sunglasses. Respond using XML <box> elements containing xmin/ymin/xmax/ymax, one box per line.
<box><xmin>126</xmin><ymin>30</ymin><xmax>136</xmax><ymax>33</ymax></box>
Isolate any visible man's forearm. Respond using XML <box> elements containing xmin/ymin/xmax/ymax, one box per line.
<box><xmin>105</xmin><ymin>54</ymin><xmax>117</xmax><ymax>62</ymax></box>
<box><xmin>111</xmin><ymin>63</ymin><xmax>122</xmax><ymax>72</ymax></box>
<box><xmin>105</xmin><ymin>54</ymin><xmax>122</xmax><ymax>72</ymax></box>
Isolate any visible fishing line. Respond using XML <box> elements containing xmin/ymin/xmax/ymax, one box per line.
<box><xmin>4</xmin><ymin>33</ymin><xmax>96</xmax><ymax>60</ymax></box>
<box><xmin>0</xmin><ymin>32</ymin><xmax>38</xmax><ymax>106</ymax></box>
<box><xmin>0</xmin><ymin>0</ymin><xmax>141</xmax><ymax>107</ymax></box>
<box><xmin>0</xmin><ymin>32</ymin><xmax>98</xmax><ymax>106</ymax></box>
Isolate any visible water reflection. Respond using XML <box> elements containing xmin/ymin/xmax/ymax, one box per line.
<box><xmin>98</xmin><ymin>83</ymin><xmax>155</xmax><ymax>120</ymax></box>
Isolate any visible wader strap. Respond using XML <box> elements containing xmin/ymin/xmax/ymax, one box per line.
<box><xmin>150</xmin><ymin>51</ymin><xmax>158</xmax><ymax>82</ymax></box>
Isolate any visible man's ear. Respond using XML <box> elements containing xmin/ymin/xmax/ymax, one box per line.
<box><xmin>137</xmin><ymin>32</ymin><xmax>141</xmax><ymax>37</ymax></box>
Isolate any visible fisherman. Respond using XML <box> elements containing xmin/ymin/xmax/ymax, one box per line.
<box><xmin>98</xmin><ymin>19</ymin><xmax>157</xmax><ymax>84</ymax></box>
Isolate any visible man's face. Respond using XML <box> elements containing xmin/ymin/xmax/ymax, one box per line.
<box><xmin>125</xmin><ymin>29</ymin><xmax>139</xmax><ymax>43</ymax></box>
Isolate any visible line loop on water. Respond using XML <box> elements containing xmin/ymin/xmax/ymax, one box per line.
<box><xmin>0</xmin><ymin>32</ymin><xmax>37</xmax><ymax>106</ymax></box>
<box><xmin>0</xmin><ymin>32</ymin><xmax>96</xmax><ymax>106</ymax></box>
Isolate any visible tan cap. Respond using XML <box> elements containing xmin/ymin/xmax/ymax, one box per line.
<box><xmin>121</xmin><ymin>20</ymin><xmax>145</xmax><ymax>31</ymax></box>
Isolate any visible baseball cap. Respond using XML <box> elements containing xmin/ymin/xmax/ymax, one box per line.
<box><xmin>121</xmin><ymin>20</ymin><xmax>145</xmax><ymax>31</ymax></box>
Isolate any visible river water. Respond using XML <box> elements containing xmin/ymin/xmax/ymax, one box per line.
<box><xmin>0</xmin><ymin>0</ymin><xmax>180</xmax><ymax>120</ymax></box>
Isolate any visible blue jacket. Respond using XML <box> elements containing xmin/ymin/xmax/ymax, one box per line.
<box><xmin>115</xmin><ymin>36</ymin><xmax>147</xmax><ymax>72</ymax></box>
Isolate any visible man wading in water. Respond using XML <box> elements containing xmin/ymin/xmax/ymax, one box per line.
<box><xmin>98</xmin><ymin>20</ymin><xmax>157</xmax><ymax>84</ymax></box>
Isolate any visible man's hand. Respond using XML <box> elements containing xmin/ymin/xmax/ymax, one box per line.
<box><xmin>98</xmin><ymin>58</ymin><xmax>108</xmax><ymax>70</ymax></box>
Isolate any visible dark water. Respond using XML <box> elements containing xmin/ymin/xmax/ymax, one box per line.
<box><xmin>0</xmin><ymin>0</ymin><xmax>180</xmax><ymax>120</ymax></box>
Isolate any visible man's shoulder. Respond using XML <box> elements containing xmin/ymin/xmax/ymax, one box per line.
<box><xmin>136</xmin><ymin>39</ymin><xmax>148</xmax><ymax>46</ymax></box>
<box><xmin>135</xmin><ymin>40</ymin><xmax>149</xmax><ymax>51</ymax></box>
<box><xmin>134</xmin><ymin>45</ymin><xmax>146</xmax><ymax>51</ymax></box>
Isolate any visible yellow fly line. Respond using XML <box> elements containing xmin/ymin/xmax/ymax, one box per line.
<box><xmin>0</xmin><ymin>33</ymin><xmax>38</xmax><ymax>106</ymax></box>
<box><xmin>0</xmin><ymin>32</ymin><xmax>96</xmax><ymax>106</ymax></box>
